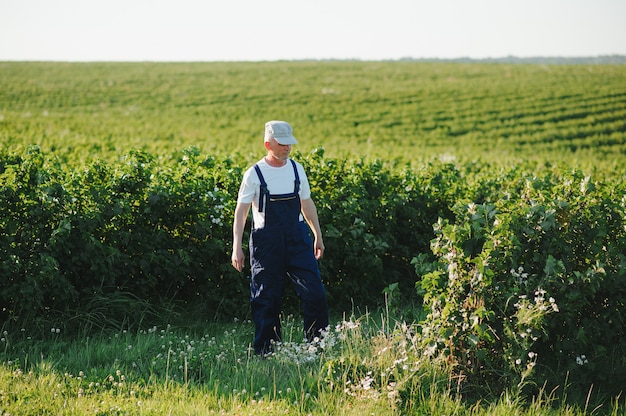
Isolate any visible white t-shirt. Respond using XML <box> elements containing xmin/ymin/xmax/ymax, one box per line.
<box><xmin>237</xmin><ymin>158</ymin><xmax>311</xmax><ymax>229</ymax></box>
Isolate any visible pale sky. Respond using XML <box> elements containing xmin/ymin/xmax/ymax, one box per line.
<box><xmin>1</xmin><ymin>0</ymin><xmax>625</xmax><ymax>61</ymax></box>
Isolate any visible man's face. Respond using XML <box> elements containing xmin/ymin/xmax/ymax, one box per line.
<box><xmin>266</xmin><ymin>138</ymin><xmax>291</xmax><ymax>161</ymax></box>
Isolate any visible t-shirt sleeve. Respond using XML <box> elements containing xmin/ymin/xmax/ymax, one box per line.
<box><xmin>297</xmin><ymin>163</ymin><xmax>312</xmax><ymax>200</ymax></box>
<box><xmin>237</xmin><ymin>168</ymin><xmax>258</xmax><ymax>204</ymax></box>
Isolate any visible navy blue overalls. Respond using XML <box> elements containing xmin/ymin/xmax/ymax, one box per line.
<box><xmin>249</xmin><ymin>160</ymin><xmax>329</xmax><ymax>355</ymax></box>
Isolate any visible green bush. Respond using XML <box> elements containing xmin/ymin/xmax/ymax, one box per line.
<box><xmin>0</xmin><ymin>146</ymin><xmax>246</xmax><ymax>328</ymax></box>
<box><xmin>0</xmin><ymin>146</ymin><xmax>77</xmax><ymax>322</ymax></box>
<box><xmin>415</xmin><ymin>166</ymin><xmax>626</xmax><ymax>398</ymax></box>
<box><xmin>303</xmin><ymin>148</ymin><xmax>455</xmax><ymax>307</ymax></box>
<box><xmin>1</xmin><ymin>145</ymin><xmax>455</xmax><ymax>328</ymax></box>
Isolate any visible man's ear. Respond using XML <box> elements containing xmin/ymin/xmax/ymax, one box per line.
<box><xmin>264</xmin><ymin>140</ymin><xmax>271</xmax><ymax>151</ymax></box>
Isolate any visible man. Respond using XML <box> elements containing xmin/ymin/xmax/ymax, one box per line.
<box><xmin>231</xmin><ymin>120</ymin><xmax>329</xmax><ymax>355</ymax></box>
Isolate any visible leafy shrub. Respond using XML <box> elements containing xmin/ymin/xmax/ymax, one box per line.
<box><xmin>0</xmin><ymin>146</ymin><xmax>246</xmax><ymax>328</ymax></box>
<box><xmin>415</xmin><ymin>166</ymin><xmax>626</xmax><ymax>398</ymax></box>
<box><xmin>302</xmin><ymin>148</ymin><xmax>462</xmax><ymax>308</ymax></box>
<box><xmin>1</xmin><ymin>145</ymin><xmax>455</xmax><ymax>328</ymax></box>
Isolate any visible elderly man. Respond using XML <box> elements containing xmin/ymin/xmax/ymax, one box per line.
<box><xmin>231</xmin><ymin>120</ymin><xmax>329</xmax><ymax>355</ymax></box>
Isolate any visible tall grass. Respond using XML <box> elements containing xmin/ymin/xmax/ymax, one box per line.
<box><xmin>2</xmin><ymin>311</ymin><xmax>623</xmax><ymax>415</ymax></box>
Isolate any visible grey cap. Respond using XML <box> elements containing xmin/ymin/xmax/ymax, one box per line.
<box><xmin>264</xmin><ymin>120</ymin><xmax>298</xmax><ymax>145</ymax></box>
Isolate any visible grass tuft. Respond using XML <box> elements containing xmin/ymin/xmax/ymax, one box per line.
<box><xmin>1</xmin><ymin>311</ymin><xmax>623</xmax><ymax>415</ymax></box>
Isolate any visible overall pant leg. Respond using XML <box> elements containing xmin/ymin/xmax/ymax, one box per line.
<box><xmin>249</xmin><ymin>227</ymin><xmax>286</xmax><ymax>354</ymax></box>
<box><xmin>286</xmin><ymin>222</ymin><xmax>329</xmax><ymax>342</ymax></box>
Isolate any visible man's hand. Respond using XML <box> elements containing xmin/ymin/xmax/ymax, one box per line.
<box><xmin>301</xmin><ymin>198</ymin><xmax>325</xmax><ymax>260</ymax></box>
<box><xmin>231</xmin><ymin>248</ymin><xmax>245</xmax><ymax>272</ymax></box>
<box><xmin>314</xmin><ymin>236</ymin><xmax>325</xmax><ymax>260</ymax></box>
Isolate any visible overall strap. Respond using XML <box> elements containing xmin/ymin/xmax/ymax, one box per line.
<box><xmin>290</xmin><ymin>159</ymin><xmax>301</xmax><ymax>194</ymax></box>
<box><xmin>254</xmin><ymin>164</ymin><xmax>269</xmax><ymax>213</ymax></box>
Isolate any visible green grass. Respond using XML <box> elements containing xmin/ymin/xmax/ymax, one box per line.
<box><xmin>2</xmin><ymin>312</ymin><xmax>624</xmax><ymax>415</ymax></box>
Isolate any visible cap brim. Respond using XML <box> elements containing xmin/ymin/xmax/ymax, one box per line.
<box><xmin>274</xmin><ymin>136</ymin><xmax>298</xmax><ymax>145</ymax></box>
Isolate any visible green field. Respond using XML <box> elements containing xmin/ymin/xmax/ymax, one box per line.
<box><xmin>1</xmin><ymin>61</ymin><xmax>625</xmax><ymax>415</ymax></box>
<box><xmin>2</xmin><ymin>61</ymin><xmax>625</xmax><ymax>169</ymax></box>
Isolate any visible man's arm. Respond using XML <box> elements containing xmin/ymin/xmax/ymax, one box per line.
<box><xmin>301</xmin><ymin>197</ymin><xmax>325</xmax><ymax>260</ymax></box>
<box><xmin>231</xmin><ymin>201</ymin><xmax>251</xmax><ymax>271</ymax></box>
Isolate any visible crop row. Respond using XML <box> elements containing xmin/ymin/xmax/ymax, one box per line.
<box><xmin>1</xmin><ymin>62</ymin><xmax>625</xmax><ymax>169</ymax></box>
